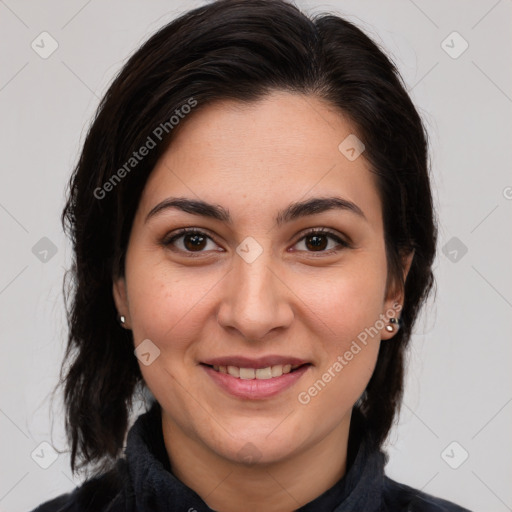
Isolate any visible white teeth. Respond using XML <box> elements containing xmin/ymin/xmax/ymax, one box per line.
<box><xmin>227</xmin><ymin>365</ymin><xmax>240</xmax><ymax>378</ymax></box>
<box><xmin>240</xmin><ymin>368</ymin><xmax>255</xmax><ymax>380</ymax></box>
<box><xmin>211</xmin><ymin>363</ymin><xmax>302</xmax><ymax>379</ymax></box>
<box><xmin>271</xmin><ymin>365</ymin><xmax>283</xmax><ymax>377</ymax></box>
<box><xmin>255</xmin><ymin>367</ymin><xmax>273</xmax><ymax>380</ymax></box>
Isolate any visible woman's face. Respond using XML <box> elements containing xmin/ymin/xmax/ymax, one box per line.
<box><xmin>114</xmin><ymin>91</ymin><xmax>404</xmax><ymax>465</ymax></box>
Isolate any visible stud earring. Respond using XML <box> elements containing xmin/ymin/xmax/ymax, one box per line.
<box><xmin>385</xmin><ymin>317</ymin><xmax>399</xmax><ymax>332</ymax></box>
<box><xmin>118</xmin><ymin>314</ymin><xmax>126</xmax><ymax>327</ymax></box>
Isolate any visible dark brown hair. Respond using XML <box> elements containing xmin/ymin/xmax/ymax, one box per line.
<box><xmin>56</xmin><ymin>0</ymin><xmax>436</xmax><ymax>476</ymax></box>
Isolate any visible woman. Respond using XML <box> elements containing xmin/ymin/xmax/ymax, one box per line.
<box><xmin>32</xmin><ymin>0</ymin><xmax>471</xmax><ymax>510</ymax></box>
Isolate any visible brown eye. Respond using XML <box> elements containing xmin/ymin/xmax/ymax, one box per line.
<box><xmin>304</xmin><ymin>233</ymin><xmax>328</xmax><ymax>251</ymax></box>
<box><xmin>183</xmin><ymin>233</ymin><xmax>207</xmax><ymax>251</ymax></box>
<box><xmin>164</xmin><ymin>229</ymin><xmax>222</xmax><ymax>254</ymax></box>
<box><xmin>293</xmin><ymin>229</ymin><xmax>349</xmax><ymax>254</ymax></box>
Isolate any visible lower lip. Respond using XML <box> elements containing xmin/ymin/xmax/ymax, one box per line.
<box><xmin>201</xmin><ymin>364</ymin><xmax>311</xmax><ymax>400</ymax></box>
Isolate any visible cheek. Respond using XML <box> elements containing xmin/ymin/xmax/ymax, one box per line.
<box><xmin>125</xmin><ymin>262</ymin><xmax>211</xmax><ymax>407</ymax></box>
<box><xmin>293</xmin><ymin>255</ymin><xmax>386</xmax><ymax>400</ymax></box>
<box><xmin>125</xmin><ymin>250</ymin><xmax>224</xmax><ymax>359</ymax></box>
<box><xmin>296</xmin><ymin>257</ymin><xmax>388</xmax><ymax>342</ymax></box>
<box><xmin>295</xmin><ymin>271</ymin><xmax>383</xmax><ymax>417</ymax></box>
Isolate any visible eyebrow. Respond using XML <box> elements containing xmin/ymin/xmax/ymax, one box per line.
<box><xmin>145</xmin><ymin>196</ymin><xmax>367</xmax><ymax>226</ymax></box>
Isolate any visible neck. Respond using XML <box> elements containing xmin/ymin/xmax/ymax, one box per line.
<box><xmin>161</xmin><ymin>411</ymin><xmax>352</xmax><ymax>512</ymax></box>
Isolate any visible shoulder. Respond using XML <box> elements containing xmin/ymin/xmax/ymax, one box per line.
<box><xmin>383</xmin><ymin>476</ymin><xmax>472</xmax><ymax>512</ymax></box>
<box><xmin>29</xmin><ymin>460</ymin><xmax>129</xmax><ymax>512</ymax></box>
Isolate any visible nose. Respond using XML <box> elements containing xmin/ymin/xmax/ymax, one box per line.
<box><xmin>216</xmin><ymin>249</ymin><xmax>294</xmax><ymax>341</ymax></box>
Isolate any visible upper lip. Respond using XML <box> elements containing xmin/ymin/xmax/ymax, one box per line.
<box><xmin>201</xmin><ymin>355</ymin><xmax>310</xmax><ymax>369</ymax></box>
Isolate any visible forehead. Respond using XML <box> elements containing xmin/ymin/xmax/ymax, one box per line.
<box><xmin>136</xmin><ymin>91</ymin><xmax>382</xmax><ymax>228</ymax></box>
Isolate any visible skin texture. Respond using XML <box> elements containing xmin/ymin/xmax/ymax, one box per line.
<box><xmin>113</xmin><ymin>91</ymin><xmax>411</xmax><ymax>512</ymax></box>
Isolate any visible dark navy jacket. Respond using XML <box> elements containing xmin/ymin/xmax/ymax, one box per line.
<box><xmin>31</xmin><ymin>402</ymin><xmax>472</xmax><ymax>511</ymax></box>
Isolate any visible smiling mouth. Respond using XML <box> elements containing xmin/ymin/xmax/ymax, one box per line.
<box><xmin>202</xmin><ymin>363</ymin><xmax>311</xmax><ymax>380</ymax></box>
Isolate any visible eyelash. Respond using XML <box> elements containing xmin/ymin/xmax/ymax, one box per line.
<box><xmin>162</xmin><ymin>227</ymin><xmax>350</xmax><ymax>257</ymax></box>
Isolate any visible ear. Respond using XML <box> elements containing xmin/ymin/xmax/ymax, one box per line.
<box><xmin>381</xmin><ymin>250</ymin><xmax>414</xmax><ymax>340</ymax></box>
<box><xmin>113</xmin><ymin>276</ymin><xmax>131</xmax><ymax>329</ymax></box>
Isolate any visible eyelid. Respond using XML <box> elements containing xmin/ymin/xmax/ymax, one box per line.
<box><xmin>162</xmin><ymin>227</ymin><xmax>224</xmax><ymax>251</ymax></box>
<box><xmin>294</xmin><ymin>227</ymin><xmax>349</xmax><ymax>243</ymax></box>
<box><xmin>291</xmin><ymin>227</ymin><xmax>351</xmax><ymax>253</ymax></box>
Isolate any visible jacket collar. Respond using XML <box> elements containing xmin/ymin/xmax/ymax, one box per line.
<box><xmin>124</xmin><ymin>400</ymin><xmax>386</xmax><ymax>511</ymax></box>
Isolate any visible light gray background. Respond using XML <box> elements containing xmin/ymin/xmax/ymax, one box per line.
<box><xmin>1</xmin><ymin>1</ymin><xmax>511</xmax><ymax>511</ymax></box>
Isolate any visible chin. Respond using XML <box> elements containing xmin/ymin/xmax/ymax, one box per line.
<box><xmin>208</xmin><ymin>429</ymin><xmax>302</xmax><ymax>466</ymax></box>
